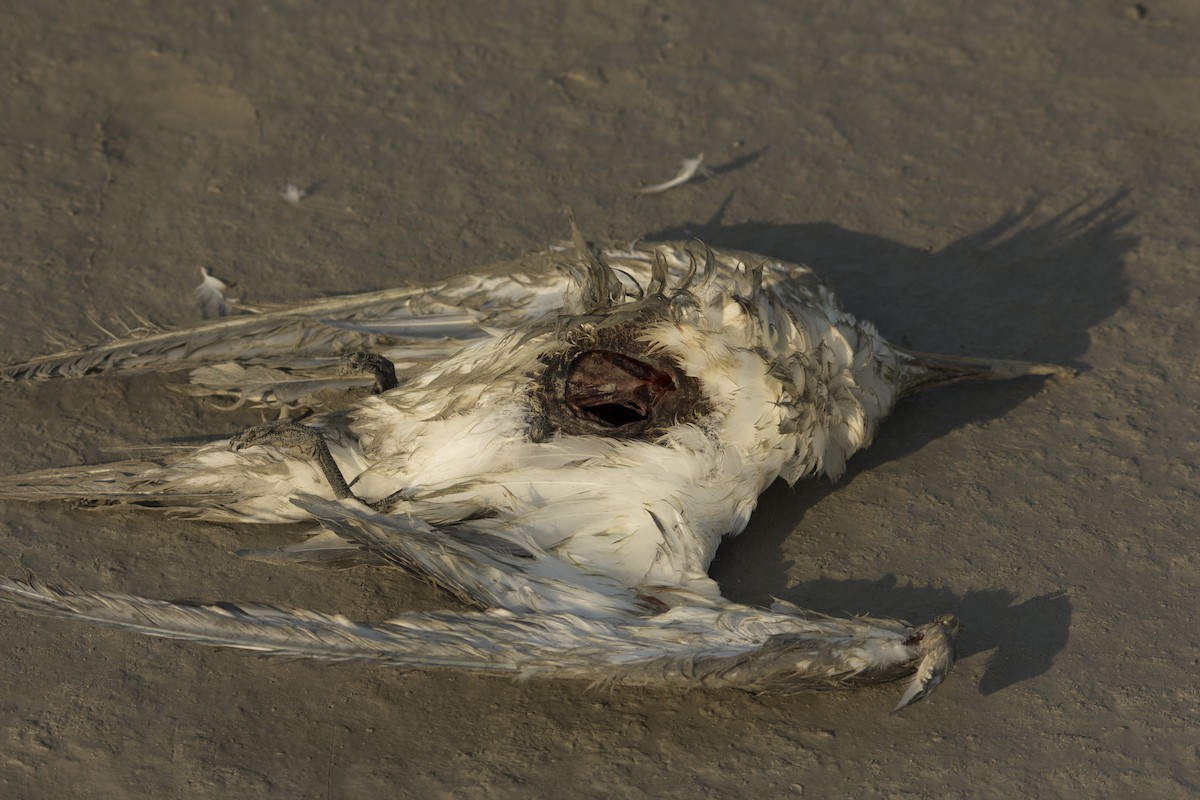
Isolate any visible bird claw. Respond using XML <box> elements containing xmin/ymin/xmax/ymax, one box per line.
<box><xmin>229</xmin><ymin>421</ymin><xmax>355</xmax><ymax>500</ymax></box>
<box><xmin>339</xmin><ymin>351</ymin><xmax>399</xmax><ymax>394</ymax></box>
<box><xmin>230</xmin><ymin>420</ymin><xmax>321</xmax><ymax>456</ymax></box>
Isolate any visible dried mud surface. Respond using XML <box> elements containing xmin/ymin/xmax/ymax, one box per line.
<box><xmin>1</xmin><ymin>2</ymin><xmax>1197</xmax><ymax>797</ymax></box>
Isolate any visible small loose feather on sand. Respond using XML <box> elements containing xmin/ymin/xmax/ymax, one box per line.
<box><xmin>638</xmin><ymin>154</ymin><xmax>713</xmax><ymax>194</ymax></box>
<box><xmin>280</xmin><ymin>183</ymin><xmax>307</xmax><ymax>205</ymax></box>
<box><xmin>0</xmin><ymin>237</ymin><xmax>1069</xmax><ymax>708</ymax></box>
<box><xmin>194</xmin><ymin>266</ymin><xmax>237</xmax><ymax>319</ymax></box>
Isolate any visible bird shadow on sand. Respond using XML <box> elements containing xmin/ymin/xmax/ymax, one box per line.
<box><xmin>649</xmin><ymin>191</ymin><xmax>1132</xmax><ymax>697</ymax></box>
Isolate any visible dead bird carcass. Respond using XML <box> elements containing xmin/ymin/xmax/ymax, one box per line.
<box><xmin>0</xmin><ymin>239</ymin><xmax>1066</xmax><ymax>709</ymax></box>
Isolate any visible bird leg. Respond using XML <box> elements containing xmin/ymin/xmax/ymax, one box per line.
<box><xmin>230</xmin><ymin>420</ymin><xmax>355</xmax><ymax>500</ymax></box>
<box><xmin>340</xmin><ymin>351</ymin><xmax>399</xmax><ymax>394</ymax></box>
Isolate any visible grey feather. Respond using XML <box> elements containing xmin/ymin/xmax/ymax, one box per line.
<box><xmin>2</xmin><ymin>263</ymin><xmax>563</xmax><ymax>384</ymax></box>
<box><xmin>195</xmin><ymin>266</ymin><xmax>236</xmax><ymax>319</ymax></box>
<box><xmin>318</xmin><ymin>313</ymin><xmax>480</xmax><ymax>337</ymax></box>
<box><xmin>293</xmin><ymin>496</ymin><xmax>650</xmax><ymax>618</ymax></box>
<box><xmin>0</xmin><ymin>576</ymin><xmax>931</xmax><ymax>694</ymax></box>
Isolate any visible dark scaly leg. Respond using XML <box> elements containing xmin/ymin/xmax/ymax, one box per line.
<box><xmin>341</xmin><ymin>351</ymin><xmax>398</xmax><ymax>394</ymax></box>
<box><xmin>230</xmin><ymin>420</ymin><xmax>355</xmax><ymax>500</ymax></box>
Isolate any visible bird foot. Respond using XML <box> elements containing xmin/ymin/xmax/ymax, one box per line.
<box><xmin>340</xmin><ymin>351</ymin><xmax>399</xmax><ymax>394</ymax></box>
<box><xmin>230</xmin><ymin>420</ymin><xmax>355</xmax><ymax>500</ymax></box>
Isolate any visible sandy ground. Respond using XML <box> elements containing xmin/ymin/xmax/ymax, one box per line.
<box><xmin>0</xmin><ymin>1</ymin><xmax>1197</xmax><ymax>797</ymax></box>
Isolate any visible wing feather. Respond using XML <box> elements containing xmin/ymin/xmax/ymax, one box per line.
<box><xmin>1</xmin><ymin>267</ymin><xmax>569</xmax><ymax>383</ymax></box>
<box><xmin>293</xmin><ymin>496</ymin><xmax>651</xmax><ymax>619</ymax></box>
<box><xmin>0</xmin><ymin>574</ymin><xmax>944</xmax><ymax>697</ymax></box>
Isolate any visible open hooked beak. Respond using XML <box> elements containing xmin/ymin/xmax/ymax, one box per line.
<box><xmin>897</xmin><ymin>348</ymin><xmax>1076</xmax><ymax>396</ymax></box>
<box><xmin>565</xmin><ymin>350</ymin><xmax>679</xmax><ymax>428</ymax></box>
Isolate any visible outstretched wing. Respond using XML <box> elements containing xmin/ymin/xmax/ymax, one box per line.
<box><xmin>0</xmin><ymin>571</ymin><xmax>955</xmax><ymax>703</ymax></box>
<box><xmin>0</xmin><ymin>494</ymin><xmax>960</xmax><ymax>705</ymax></box>
<box><xmin>0</xmin><ymin>257</ymin><xmax>573</xmax><ymax>391</ymax></box>
<box><xmin>1</xmin><ymin>242</ymin><xmax>830</xmax><ymax>410</ymax></box>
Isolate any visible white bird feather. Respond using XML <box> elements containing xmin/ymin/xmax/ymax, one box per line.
<box><xmin>194</xmin><ymin>266</ymin><xmax>237</xmax><ymax>319</ymax></box>
<box><xmin>0</xmin><ymin>239</ymin><xmax>1069</xmax><ymax>708</ymax></box>
<box><xmin>638</xmin><ymin>154</ymin><xmax>714</xmax><ymax>195</ymax></box>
